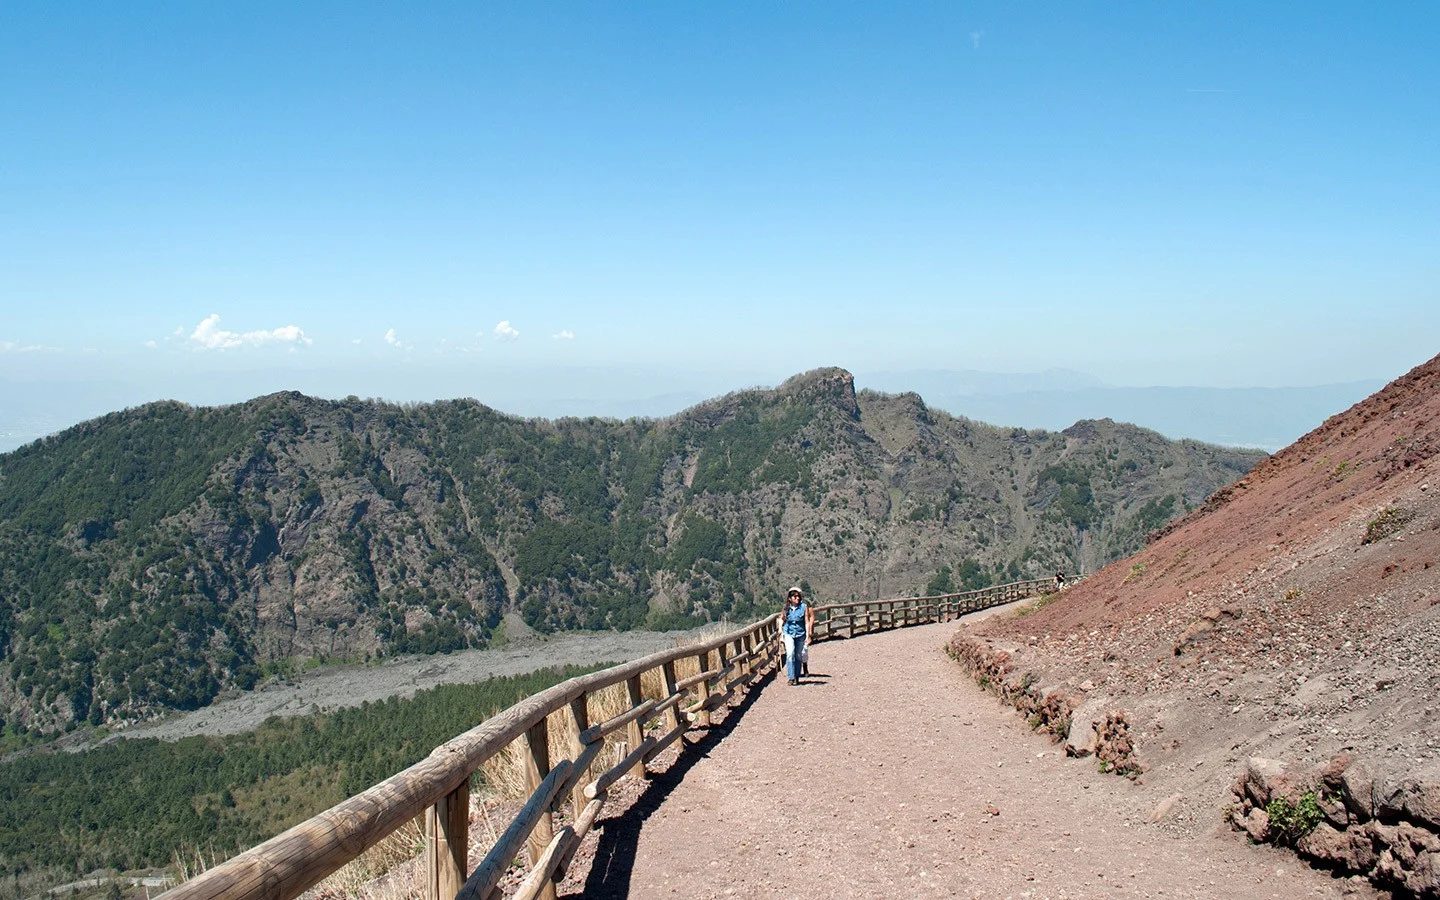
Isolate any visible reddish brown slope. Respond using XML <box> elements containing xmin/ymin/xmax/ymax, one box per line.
<box><xmin>992</xmin><ymin>351</ymin><xmax>1440</xmax><ymax>645</ymax></box>
<box><xmin>957</xmin><ymin>352</ymin><xmax>1440</xmax><ymax>888</ymax></box>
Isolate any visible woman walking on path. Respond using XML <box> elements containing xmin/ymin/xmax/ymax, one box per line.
<box><xmin>781</xmin><ymin>587</ymin><xmax>814</xmax><ymax>685</ymax></box>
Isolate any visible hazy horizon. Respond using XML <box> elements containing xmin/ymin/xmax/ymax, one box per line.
<box><xmin>0</xmin><ymin>362</ymin><xmax>1391</xmax><ymax>454</ymax></box>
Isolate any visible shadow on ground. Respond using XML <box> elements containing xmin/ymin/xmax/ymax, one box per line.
<box><xmin>574</xmin><ymin>669</ymin><xmax>775</xmax><ymax>898</ymax></box>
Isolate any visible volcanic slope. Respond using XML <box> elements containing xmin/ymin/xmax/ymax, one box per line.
<box><xmin>959</xmin><ymin>352</ymin><xmax>1440</xmax><ymax>892</ymax></box>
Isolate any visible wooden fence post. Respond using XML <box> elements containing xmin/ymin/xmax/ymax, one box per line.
<box><xmin>522</xmin><ymin>717</ymin><xmax>557</xmax><ymax>900</ymax></box>
<box><xmin>694</xmin><ymin>650</ymin><xmax>712</xmax><ymax>727</ymax></box>
<box><xmin>661</xmin><ymin>661</ymin><xmax>682</xmax><ymax>732</ymax></box>
<box><xmin>568</xmin><ymin>694</ymin><xmax>589</xmax><ymax>821</ymax></box>
<box><xmin>717</xmin><ymin>642</ymin><xmax>732</xmax><ymax>699</ymax></box>
<box><xmin>625</xmin><ymin>675</ymin><xmax>647</xmax><ymax>779</ymax></box>
<box><xmin>425</xmin><ymin>780</ymin><xmax>468</xmax><ymax>900</ymax></box>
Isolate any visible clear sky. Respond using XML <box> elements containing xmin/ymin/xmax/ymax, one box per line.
<box><xmin>2</xmin><ymin>2</ymin><xmax>1437</xmax><ymax>421</ymax></box>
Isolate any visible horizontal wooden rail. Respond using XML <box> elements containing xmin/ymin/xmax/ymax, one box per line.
<box><xmin>579</xmin><ymin>698</ymin><xmax>658</xmax><ymax>745</ymax></box>
<box><xmin>159</xmin><ymin>574</ymin><xmax>1075</xmax><ymax>900</ymax></box>
<box><xmin>457</xmin><ymin>759</ymin><xmax>573</xmax><ymax>900</ymax></box>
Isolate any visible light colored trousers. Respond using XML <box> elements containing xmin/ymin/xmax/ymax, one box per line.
<box><xmin>781</xmin><ymin>632</ymin><xmax>808</xmax><ymax>679</ymax></box>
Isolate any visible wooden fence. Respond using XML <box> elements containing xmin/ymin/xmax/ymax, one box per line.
<box><xmin>156</xmin><ymin>577</ymin><xmax>1064</xmax><ymax>900</ymax></box>
<box><xmin>810</xmin><ymin>576</ymin><xmax>1064</xmax><ymax>641</ymax></box>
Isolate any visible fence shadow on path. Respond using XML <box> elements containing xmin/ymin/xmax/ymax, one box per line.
<box><xmin>574</xmin><ymin>668</ymin><xmax>776</xmax><ymax>899</ymax></box>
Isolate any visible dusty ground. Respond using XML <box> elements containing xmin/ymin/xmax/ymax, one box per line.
<box><xmin>555</xmin><ymin>621</ymin><xmax>1376</xmax><ymax>900</ymax></box>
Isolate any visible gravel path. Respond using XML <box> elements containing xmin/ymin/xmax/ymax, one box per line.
<box><xmin>573</xmin><ymin>621</ymin><xmax>1376</xmax><ymax>900</ymax></box>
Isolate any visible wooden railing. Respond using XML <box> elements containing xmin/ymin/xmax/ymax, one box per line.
<box><xmin>810</xmin><ymin>577</ymin><xmax>1066</xmax><ymax>642</ymax></box>
<box><xmin>156</xmin><ymin>577</ymin><xmax>1065</xmax><ymax>900</ymax></box>
<box><xmin>158</xmin><ymin>615</ymin><xmax>782</xmax><ymax>900</ymax></box>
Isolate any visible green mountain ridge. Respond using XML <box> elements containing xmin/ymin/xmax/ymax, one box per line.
<box><xmin>0</xmin><ymin>367</ymin><xmax>1264</xmax><ymax>735</ymax></box>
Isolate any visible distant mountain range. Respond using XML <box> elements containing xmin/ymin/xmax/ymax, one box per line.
<box><xmin>0</xmin><ymin>366</ymin><xmax>1383</xmax><ymax>453</ymax></box>
<box><xmin>0</xmin><ymin>368</ymin><xmax>1261</xmax><ymax>733</ymax></box>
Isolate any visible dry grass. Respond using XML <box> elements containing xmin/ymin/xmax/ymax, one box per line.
<box><xmin>300</xmin><ymin>818</ymin><xmax>426</xmax><ymax>900</ymax></box>
<box><xmin>171</xmin><ymin>842</ymin><xmax>237</xmax><ymax>886</ymax></box>
<box><xmin>476</xmin><ymin>651</ymin><xmax>704</xmax><ymax>801</ymax></box>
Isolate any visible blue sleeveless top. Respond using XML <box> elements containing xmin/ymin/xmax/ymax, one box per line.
<box><xmin>784</xmin><ymin>601</ymin><xmax>807</xmax><ymax>637</ymax></box>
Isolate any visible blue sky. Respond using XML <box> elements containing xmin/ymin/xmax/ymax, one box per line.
<box><xmin>1</xmin><ymin>3</ymin><xmax>1437</xmax><ymax>428</ymax></box>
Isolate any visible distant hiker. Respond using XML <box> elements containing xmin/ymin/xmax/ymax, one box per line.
<box><xmin>781</xmin><ymin>586</ymin><xmax>814</xmax><ymax>685</ymax></box>
<box><xmin>1055</xmin><ymin>571</ymin><xmax>1067</xmax><ymax>590</ymax></box>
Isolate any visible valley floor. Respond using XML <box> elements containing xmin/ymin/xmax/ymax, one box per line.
<box><xmin>93</xmin><ymin>627</ymin><xmax>707</xmax><ymax>747</ymax></box>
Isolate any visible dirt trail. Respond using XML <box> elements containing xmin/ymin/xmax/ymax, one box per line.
<box><xmin>569</xmin><ymin>621</ymin><xmax>1375</xmax><ymax>899</ymax></box>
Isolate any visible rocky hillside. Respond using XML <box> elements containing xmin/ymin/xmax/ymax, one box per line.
<box><xmin>0</xmin><ymin>368</ymin><xmax>1261</xmax><ymax>733</ymax></box>
<box><xmin>957</xmin><ymin>352</ymin><xmax>1440</xmax><ymax>895</ymax></box>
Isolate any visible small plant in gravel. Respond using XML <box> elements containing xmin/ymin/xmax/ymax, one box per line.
<box><xmin>1054</xmin><ymin>713</ymin><xmax>1071</xmax><ymax>738</ymax></box>
<box><xmin>1122</xmin><ymin>562</ymin><xmax>1146</xmax><ymax>584</ymax></box>
<box><xmin>1265</xmin><ymin>792</ymin><xmax>1324</xmax><ymax>845</ymax></box>
<box><xmin>1363</xmin><ymin>506</ymin><xmax>1415</xmax><ymax>544</ymax></box>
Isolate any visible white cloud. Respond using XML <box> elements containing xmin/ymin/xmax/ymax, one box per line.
<box><xmin>189</xmin><ymin>313</ymin><xmax>311</xmax><ymax>350</ymax></box>
<box><xmin>494</xmin><ymin>321</ymin><xmax>520</xmax><ymax>341</ymax></box>
<box><xmin>552</xmin><ymin>329</ymin><xmax>575</xmax><ymax>340</ymax></box>
<box><xmin>143</xmin><ymin>340</ymin><xmax>158</xmax><ymax>349</ymax></box>
<box><xmin>970</xmin><ymin>30</ymin><xmax>984</xmax><ymax>49</ymax></box>
<box><xmin>0</xmin><ymin>341</ymin><xmax>59</xmax><ymax>353</ymax></box>
<box><xmin>384</xmin><ymin>328</ymin><xmax>413</xmax><ymax>350</ymax></box>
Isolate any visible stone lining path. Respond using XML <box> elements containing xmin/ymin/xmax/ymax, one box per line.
<box><xmin>568</xmin><ymin>621</ymin><xmax>1376</xmax><ymax>899</ymax></box>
